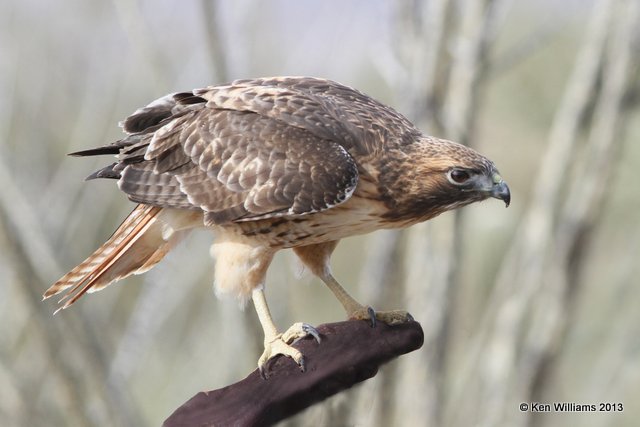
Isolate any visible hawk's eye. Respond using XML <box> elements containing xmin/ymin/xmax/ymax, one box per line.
<box><xmin>448</xmin><ymin>169</ymin><xmax>471</xmax><ymax>185</ymax></box>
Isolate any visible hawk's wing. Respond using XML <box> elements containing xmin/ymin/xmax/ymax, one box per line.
<box><xmin>80</xmin><ymin>79</ymin><xmax>368</xmax><ymax>226</ymax></box>
<box><xmin>194</xmin><ymin>76</ymin><xmax>421</xmax><ymax>155</ymax></box>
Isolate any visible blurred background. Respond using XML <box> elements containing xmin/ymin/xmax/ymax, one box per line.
<box><xmin>1</xmin><ymin>0</ymin><xmax>639</xmax><ymax>426</ymax></box>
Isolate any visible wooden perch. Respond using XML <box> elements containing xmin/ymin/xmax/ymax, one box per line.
<box><xmin>163</xmin><ymin>319</ymin><xmax>424</xmax><ymax>427</ymax></box>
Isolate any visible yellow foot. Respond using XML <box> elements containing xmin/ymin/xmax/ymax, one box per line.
<box><xmin>349</xmin><ymin>306</ymin><xmax>414</xmax><ymax>327</ymax></box>
<box><xmin>258</xmin><ymin>322</ymin><xmax>321</xmax><ymax>378</ymax></box>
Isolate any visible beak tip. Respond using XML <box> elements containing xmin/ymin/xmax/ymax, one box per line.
<box><xmin>491</xmin><ymin>181</ymin><xmax>511</xmax><ymax>208</ymax></box>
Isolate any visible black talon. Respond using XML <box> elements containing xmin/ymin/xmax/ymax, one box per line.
<box><xmin>259</xmin><ymin>356</ymin><xmax>277</xmax><ymax>380</ymax></box>
<box><xmin>299</xmin><ymin>357</ymin><xmax>306</xmax><ymax>373</ymax></box>
<box><xmin>259</xmin><ymin>365</ymin><xmax>268</xmax><ymax>380</ymax></box>
<box><xmin>302</xmin><ymin>323</ymin><xmax>322</xmax><ymax>343</ymax></box>
<box><xmin>367</xmin><ymin>306</ymin><xmax>377</xmax><ymax>328</ymax></box>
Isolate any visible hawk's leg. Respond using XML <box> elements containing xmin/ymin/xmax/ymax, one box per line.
<box><xmin>294</xmin><ymin>241</ymin><xmax>413</xmax><ymax>326</ymax></box>
<box><xmin>322</xmin><ymin>273</ymin><xmax>413</xmax><ymax>326</ymax></box>
<box><xmin>251</xmin><ymin>289</ymin><xmax>320</xmax><ymax>376</ymax></box>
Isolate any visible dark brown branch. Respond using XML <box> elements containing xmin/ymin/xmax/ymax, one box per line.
<box><xmin>163</xmin><ymin>319</ymin><xmax>424</xmax><ymax>427</ymax></box>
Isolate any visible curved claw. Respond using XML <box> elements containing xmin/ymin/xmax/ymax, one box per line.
<box><xmin>300</xmin><ymin>323</ymin><xmax>322</xmax><ymax>344</ymax></box>
<box><xmin>259</xmin><ymin>362</ymin><xmax>269</xmax><ymax>380</ymax></box>
<box><xmin>367</xmin><ymin>306</ymin><xmax>377</xmax><ymax>328</ymax></box>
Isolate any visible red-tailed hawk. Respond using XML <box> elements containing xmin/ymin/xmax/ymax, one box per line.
<box><xmin>44</xmin><ymin>76</ymin><xmax>510</xmax><ymax>372</ymax></box>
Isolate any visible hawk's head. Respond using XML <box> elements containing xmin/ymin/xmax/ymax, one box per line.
<box><xmin>381</xmin><ymin>136</ymin><xmax>510</xmax><ymax>223</ymax></box>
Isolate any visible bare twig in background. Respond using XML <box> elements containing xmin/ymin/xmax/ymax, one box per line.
<box><xmin>446</xmin><ymin>1</ymin><xmax>638</xmax><ymax>426</ymax></box>
<box><xmin>0</xmin><ymin>158</ymin><xmax>62</xmax><ymax>281</ymax></box>
<box><xmin>386</xmin><ymin>0</ymin><xmax>452</xmax><ymax>129</ymax></box>
<box><xmin>443</xmin><ymin>0</ymin><xmax>502</xmax><ymax>145</ymax></box>
<box><xmin>0</xmin><ymin>208</ymin><xmax>144</xmax><ymax>427</ymax></box>
<box><xmin>586</xmin><ymin>226</ymin><xmax>640</xmax><ymax>427</ymax></box>
<box><xmin>0</xmin><ymin>218</ymin><xmax>89</xmax><ymax>427</ymax></box>
<box><xmin>471</xmin><ymin>0</ymin><xmax>613</xmax><ymax>422</ymax></box>
<box><xmin>527</xmin><ymin>0</ymin><xmax>639</xmax><ymax>422</ymax></box>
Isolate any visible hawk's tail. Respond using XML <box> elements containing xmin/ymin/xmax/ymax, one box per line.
<box><xmin>43</xmin><ymin>204</ymin><xmax>185</xmax><ymax>313</ymax></box>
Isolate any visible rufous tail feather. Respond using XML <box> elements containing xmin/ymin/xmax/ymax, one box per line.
<box><xmin>43</xmin><ymin>204</ymin><xmax>181</xmax><ymax>313</ymax></box>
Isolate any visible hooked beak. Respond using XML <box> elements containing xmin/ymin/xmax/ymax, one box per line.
<box><xmin>491</xmin><ymin>180</ymin><xmax>511</xmax><ymax>207</ymax></box>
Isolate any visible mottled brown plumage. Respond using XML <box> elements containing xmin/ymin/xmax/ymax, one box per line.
<box><xmin>44</xmin><ymin>76</ymin><xmax>510</xmax><ymax>370</ymax></box>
